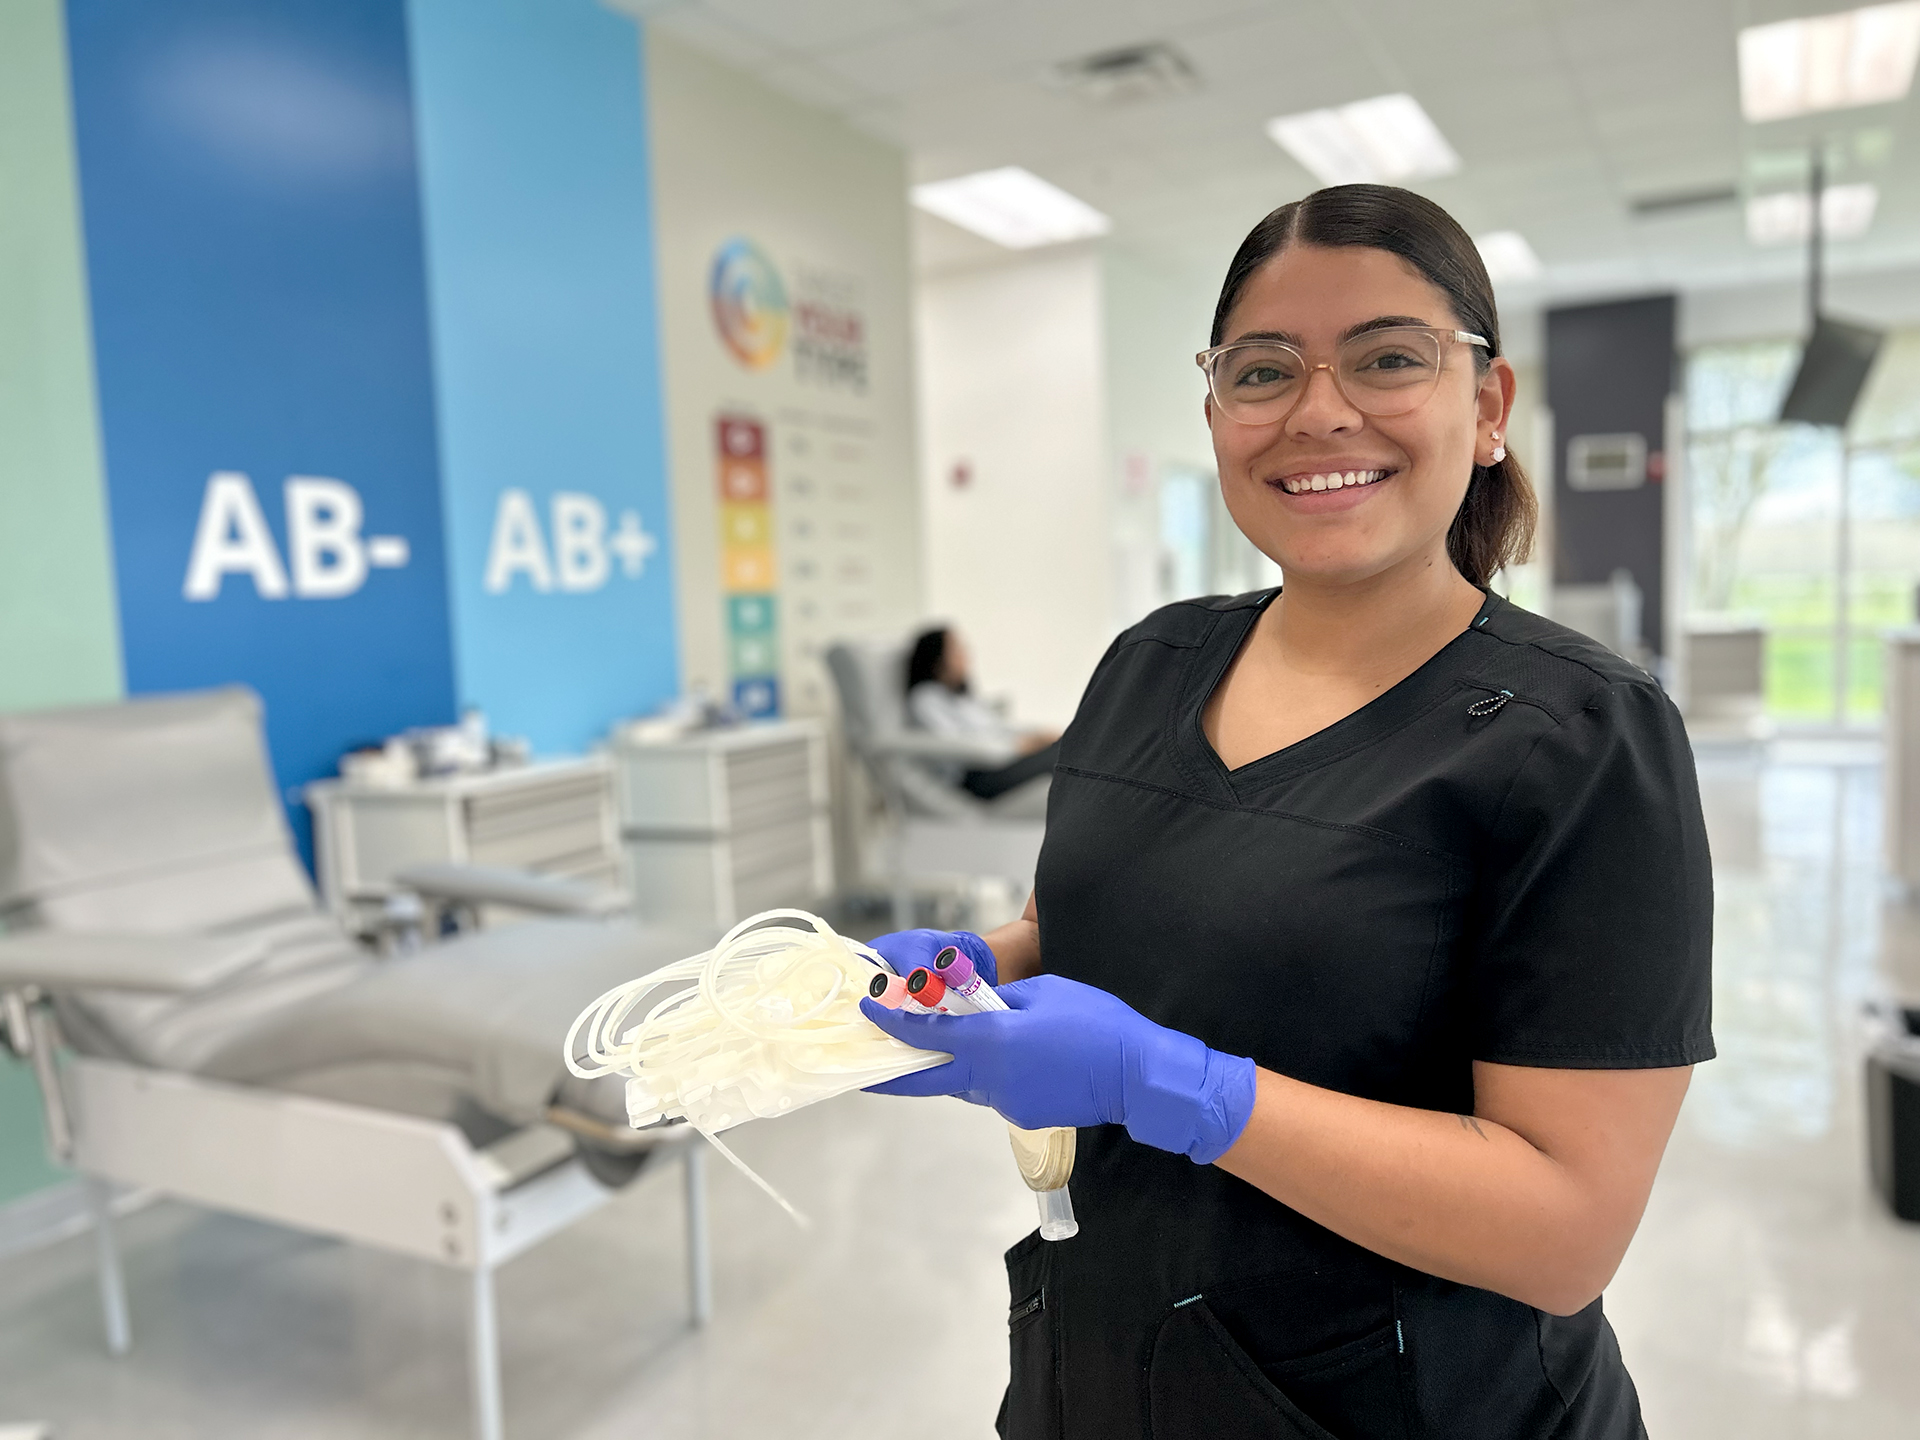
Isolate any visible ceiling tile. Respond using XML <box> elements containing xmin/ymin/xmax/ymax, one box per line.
<box><xmin>649</xmin><ymin>8</ymin><xmax>786</xmax><ymax>70</ymax></box>
<box><xmin>699</xmin><ymin>0</ymin><xmax>918</xmax><ymax>52</ymax></box>
<box><xmin>806</xmin><ymin>17</ymin><xmax>1007</xmax><ymax>96</ymax></box>
<box><xmin>754</xmin><ymin>55</ymin><xmax>883</xmax><ymax>113</ymax></box>
<box><xmin>645</xmin><ymin>0</ymin><xmax>1920</xmax><ymax>303</ymax></box>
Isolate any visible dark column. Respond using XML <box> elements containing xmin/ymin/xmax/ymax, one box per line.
<box><xmin>1545</xmin><ymin>294</ymin><xmax>1678</xmax><ymax>661</ymax></box>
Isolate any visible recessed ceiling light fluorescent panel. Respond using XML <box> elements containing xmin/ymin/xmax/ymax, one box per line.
<box><xmin>1739</xmin><ymin>1</ymin><xmax>1920</xmax><ymax>121</ymax></box>
<box><xmin>1266</xmin><ymin>93</ymin><xmax>1461</xmax><ymax>186</ymax></box>
<box><xmin>1746</xmin><ymin>183</ymin><xmax>1879</xmax><ymax>244</ymax></box>
<box><xmin>1475</xmin><ymin>231</ymin><xmax>1542</xmax><ymax>283</ymax></box>
<box><xmin>910</xmin><ymin>167</ymin><xmax>1112</xmax><ymax>249</ymax></box>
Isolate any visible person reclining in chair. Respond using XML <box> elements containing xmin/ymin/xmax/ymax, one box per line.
<box><xmin>904</xmin><ymin>626</ymin><xmax>1059</xmax><ymax>802</ymax></box>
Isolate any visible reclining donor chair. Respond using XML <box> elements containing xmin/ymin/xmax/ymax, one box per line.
<box><xmin>824</xmin><ymin>639</ymin><xmax>1046</xmax><ymax>929</ymax></box>
<box><xmin>0</xmin><ymin>688</ymin><xmax>717</xmax><ymax>1440</ymax></box>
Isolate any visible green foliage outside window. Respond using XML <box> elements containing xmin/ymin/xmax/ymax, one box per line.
<box><xmin>1686</xmin><ymin>336</ymin><xmax>1920</xmax><ymax>724</ymax></box>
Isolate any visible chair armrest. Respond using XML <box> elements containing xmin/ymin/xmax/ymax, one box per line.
<box><xmin>869</xmin><ymin>733</ymin><xmax>1014</xmax><ymax>765</ymax></box>
<box><xmin>392</xmin><ymin>862</ymin><xmax>628</xmax><ymax>918</ymax></box>
<box><xmin>0</xmin><ymin>930</ymin><xmax>253</xmax><ymax>994</ymax></box>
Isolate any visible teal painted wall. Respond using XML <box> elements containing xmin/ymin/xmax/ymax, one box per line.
<box><xmin>0</xmin><ymin>0</ymin><xmax>123</xmax><ymax>1206</ymax></box>
<box><xmin>0</xmin><ymin>0</ymin><xmax>122</xmax><ymax>712</ymax></box>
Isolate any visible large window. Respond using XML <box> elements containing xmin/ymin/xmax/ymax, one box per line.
<box><xmin>1687</xmin><ymin>332</ymin><xmax>1920</xmax><ymax>725</ymax></box>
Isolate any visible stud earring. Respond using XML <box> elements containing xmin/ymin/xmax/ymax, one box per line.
<box><xmin>1491</xmin><ymin>444</ymin><xmax>1507</xmax><ymax>463</ymax></box>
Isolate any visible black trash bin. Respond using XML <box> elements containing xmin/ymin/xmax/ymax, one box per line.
<box><xmin>1866</xmin><ymin>1005</ymin><xmax>1920</xmax><ymax>1222</ymax></box>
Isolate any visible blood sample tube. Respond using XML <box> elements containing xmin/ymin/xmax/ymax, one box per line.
<box><xmin>904</xmin><ymin>967</ymin><xmax>967</xmax><ymax>1014</ymax></box>
<box><xmin>932</xmin><ymin>945</ymin><xmax>1005</xmax><ymax>1012</ymax></box>
<box><xmin>867</xmin><ymin>971</ymin><xmax>909</xmax><ymax>1009</ymax></box>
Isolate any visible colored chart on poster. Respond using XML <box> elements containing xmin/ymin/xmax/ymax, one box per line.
<box><xmin>716</xmin><ymin>414</ymin><xmax>780</xmax><ymax>718</ymax></box>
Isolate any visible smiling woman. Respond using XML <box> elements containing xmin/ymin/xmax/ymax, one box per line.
<box><xmin>859</xmin><ymin>184</ymin><xmax>1714</xmax><ymax>1440</ymax></box>
<box><xmin>1203</xmin><ymin>186</ymin><xmax>1534</xmax><ymax>596</ymax></box>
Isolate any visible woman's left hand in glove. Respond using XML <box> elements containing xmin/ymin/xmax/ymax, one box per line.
<box><xmin>861</xmin><ymin>974</ymin><xmax>1257</xmax><ymax>1165</ymax></box>
<box><xmin>866</xmin><ymin>927</ymin><xmax>998</xmax><ymax>985</ymax></box>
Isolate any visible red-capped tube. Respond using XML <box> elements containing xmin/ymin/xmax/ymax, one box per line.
<box><xmin>905</xmin><ymin>968</ymin><xmax>947</xmax><ymax>1009</ymax></box>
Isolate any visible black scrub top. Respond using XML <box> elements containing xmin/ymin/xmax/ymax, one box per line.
<box><xmin>1004</xmin><ymin>588</ymin><xmax>1713</xmax><ymax>1440</ymax></box>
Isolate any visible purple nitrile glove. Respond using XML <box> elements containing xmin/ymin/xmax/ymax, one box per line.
<box><xmin>861</xmin><ymin>974</ymin><xmax>1257</xmax><ymax>1166</ymax></box>
<box><xmin>867</xmin><ymin>928</ymin><xmax>998</xmax><ymax>986</ymax></box>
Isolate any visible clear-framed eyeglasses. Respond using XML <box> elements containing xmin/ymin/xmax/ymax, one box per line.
<box><xmin>1196</xmin><ymin>326</ymin><xmax>1490</xmax><ymax>425</ymax></box>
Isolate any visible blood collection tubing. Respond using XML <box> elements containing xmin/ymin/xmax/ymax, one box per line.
<box><xmin>564</xmin><ymin>909</ymin><xmax>949</xmax><ymax>1222</ymax></box>
<box><xmin>563</xmin><ymin>911</ymin><xmax>1074</xmax><ymax>1237</ymax></box>
<box><xmin>925</xmin><ymin>950</ymin><xmax>1080</xmax><ymax>1241</ymax></box>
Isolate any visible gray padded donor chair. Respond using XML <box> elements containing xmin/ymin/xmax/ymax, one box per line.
<box><xmin>824</xmin><ymin>639</ymin><xmax>1047</xmax><ymax>928</ymax></box>
<box><xmin>0</xmin><ymin>688</ymin><xmax>717</xmax><ymax>1440</ymax></box>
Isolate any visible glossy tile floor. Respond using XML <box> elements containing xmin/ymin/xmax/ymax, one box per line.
<box><xmin>5</xmin><ymin>739</ymin><xmax>1920</xmax><ymax>1437</ymax></box>
<box><xmin>1609</xmin><ymin>738</ymin><xmax>1920</xmax><ymax>1437</ymax></box>
<box><xmin>0</xmin><ymin>1087</ymin><xmax>1029</xmax><ymax>1438</ymax></box>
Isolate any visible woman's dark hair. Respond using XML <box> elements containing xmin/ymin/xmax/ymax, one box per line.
<box><xmin>1210</xmin><ymin>184</ymin><xmax>1535</xmax><ymax>587</ymax></box>
<box><xmin>905</xmin><ymin>626</ymin><xmax>950</xmax><ymax>695</ymax></box>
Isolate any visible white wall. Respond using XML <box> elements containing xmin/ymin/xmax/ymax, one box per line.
<box><xmin>916</xmin><ymin>246</ymin><xmax>1113</xmax><ymax>729</ymax></box>
<box><xmin>1681</xmin><ymin>263</ymin><xmax>1920</xmax><ymax>348</ymax></box>
<box><xmin>913</xmin><ymin>244</ymin><xmax>1559</xmax><ymax>732</ymax></box>
<box><xmin>1103</xmin><ymin>247</ymin><xmax>1221</xmax><ymax>626</ymax></box>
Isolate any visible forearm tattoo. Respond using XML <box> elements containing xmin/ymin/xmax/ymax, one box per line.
<box><xmin>1457</xmin><ymin>1113</ymin><xmax>1489</xmax><ymax>1141</ymax></box>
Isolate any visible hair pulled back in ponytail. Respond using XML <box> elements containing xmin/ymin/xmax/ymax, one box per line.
<box><xmin>1210</xmin><ymin>184</ymin><xmax>1536</xmax><ymax>588</ymax></box>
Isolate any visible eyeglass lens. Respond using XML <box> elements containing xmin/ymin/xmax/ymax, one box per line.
<box><xmin>1209</xmin><ymin>329</ymin><xmax>1448</xmax><ymax>420</ymax></box>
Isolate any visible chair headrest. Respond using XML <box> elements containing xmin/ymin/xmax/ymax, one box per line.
<box><xmin>0</xmin><ymin>686</ymin><xmax>313</xmax><ymax>927</ymax></box>
<box><xmin>823</xmin><ymin>639</ymin><xmax>910</xmax><ymax>748</ymax></box>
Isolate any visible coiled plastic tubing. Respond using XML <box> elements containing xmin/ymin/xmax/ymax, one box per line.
<box><xmin>563</xmin><ymin>909</ymin><xmax>950</xmax><ymax>1219</ymax></box>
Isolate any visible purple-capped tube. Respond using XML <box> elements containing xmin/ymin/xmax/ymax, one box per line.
<box><xmin>933</xmin><ymin>945</ymin><xmax>1008</xmax><ymax>1013</ymax></box>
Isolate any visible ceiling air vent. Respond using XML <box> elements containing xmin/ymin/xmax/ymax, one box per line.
<box><xmin>1050</xmin><ymin>42</ymin><xmax>1199</xmax><ymax>105</ymax></box>
<box><xmin>1629</xmin><ymin>185</ymin><xmax>1740</xmax><ymax>219</ymax></box>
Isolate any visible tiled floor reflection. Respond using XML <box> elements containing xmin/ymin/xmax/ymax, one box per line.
<box><xmin>0</xmin><ymin>1088</ymin><xmax>1028</xmax><ymax>1439</ymax></box>
<box><xmin>6</xmin><ymin>741</ymin><xmax>1920</xmax><ymax>1436</ymax></box>
<box><xmin>1609</xmin><ymin>738</ymin><xmax>1920</xmax><ymax>1436</ymax></box>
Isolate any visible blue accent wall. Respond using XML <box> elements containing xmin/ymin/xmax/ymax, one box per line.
<box><xmin>407</xmin><ymin>0</ymin><xmax>679</xmax><ymax>754</ymax></box>
<box><xmin>65</xmin><ymin>0</ymin><xmax>458</xmax><ymax>856</ymax></box>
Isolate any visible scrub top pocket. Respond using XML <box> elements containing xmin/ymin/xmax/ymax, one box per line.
<box><xmin>1262</xmin><ymin>1321</ymin><xmax>1410</xmax><ymax>1439</ymax></box>
<box><xmin>1147</xmin><ymin>1297</ymin><xmax>1356</xmax><ymax>1440</ymax></box>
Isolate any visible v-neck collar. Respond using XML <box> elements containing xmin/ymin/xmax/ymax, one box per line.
<box><xmin>1177</xmin><ymin>587</ymin><xmax>1502</xmax><ymax>797</ymax></box>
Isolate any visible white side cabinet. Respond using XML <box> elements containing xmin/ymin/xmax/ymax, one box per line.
<box><xmin>307</xmin><ymin>758</ymin><xmax>622</xmax><ymax>927</ymax></box>
<box><xmin>1685</xmin><ymin>621</ymin><xmax>1769</xmax><ymax>740</ymax></box>
<box><xmin>610</xmin><ymin>722</ymin><xmax>832</xmax><ymax>928</ymax></box>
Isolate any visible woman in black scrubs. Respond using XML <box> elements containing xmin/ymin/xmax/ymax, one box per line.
<box><xmin>863</xmin><ymin>183</ymin><xmax>1712</xmax><ymax>1440</ymax></box>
